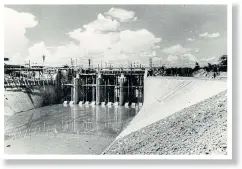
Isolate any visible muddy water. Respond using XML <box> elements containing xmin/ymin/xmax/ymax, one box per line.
<box><xmin>4</xmin><ymin>104</ymin><xmax>140</xmax><ymax>154</ymax></box>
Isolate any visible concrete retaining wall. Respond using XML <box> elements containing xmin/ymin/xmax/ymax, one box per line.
<box><xmin>117</xmin><ymin>77</ymin><xmax>227</xmax><ymax>139</ymax></box>
<box><xmin>4</xmin><ymin>85</ymin><xmax>57</xmax><ymax>116</ymax></box>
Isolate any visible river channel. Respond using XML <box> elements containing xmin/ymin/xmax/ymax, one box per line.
<box><xmin>4</xmin><ymin>104</ymin><xmax>140</xmax><ymax>154</ymax></box>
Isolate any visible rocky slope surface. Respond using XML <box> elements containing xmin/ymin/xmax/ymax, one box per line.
<box><xmin>103</xmin><ymin>91</ymin><xmax>227</xmax><ymax>155</ymax></box>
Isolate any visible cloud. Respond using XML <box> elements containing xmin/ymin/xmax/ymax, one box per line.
<box><xmin>27</xmin><ymin>42</ymin><xmax>51</xmax><ymax>63</ymax></box>
<box><xmin>83</xmin><ymin>13</ymin><xmax>120</xmax><ymax>32</ymax></box>
<box><xmin>101</xmin><ymin>51</ymin><xmax>129</xmax><ymax>62</ymax></box>
<box><xmin>4</xmin><ymin>7</ymin><xmax>38</xmax><ymax>62</ymax></box>
<box><xmin>167</xmin><ymin>55</ymin><xmax>178</xmax><ymax>62</ymax></box>
<box><xmin>162</xmin><ymin>44</ymin><xmax>191</xmax><ymax>55</ymax></box>
<box><xmin>112</xmin><ymin>29</ymin><xmax>161</xmax><ymax>54</ymax></box>
<box><xmin>26</xmin><ymin>42</ymin><xmax>85</xmax><ymax>66</ymax></box>
<box><xmin>195</xmin><ymin>48</ymin><xmax>200</xmax><ymax>53</ymax></box>
<box><xmin>68</xmin><ymin>29</ymin><xmax>120</xmax><ymax>54</ymax></box>
<box><xmin>8</xmin><ymin>7</ymin><xmax>161</xmax><ymax>66</ymax></box>
<box><xmin>200</xmin><ymin>56</ymin><xmax>216</xmax><ymax>62</ymax></box>
<box><xmin>187</xmin><ymin>38</ymin><xmax>195</xmax><ymax>42</ymax></box>
<box><xmin>163</xmin><ymin>45</ymin><xmax>198</xmax><ymax>67</ymax></box>
<box><xmin>181</xmin><ymin>53</ymin><xmax>198</xmax><ymax>67</ymax></box>
<box><xmin>28</xmin><ymin>31</ymin><xmax>160</xmax><ymax>65</ymax></box>
<box><xmin>182</xmin><ymin>53</ymin><xmax>198</xmax><ymax>62</ymax></box>
<box><xmin>166</xmin><ymin>53</ymin><xmax>198</xmax><ymax>67</ymax></box>
<box><xmin>67</xmin><ymin>28</ymin><xmax>83</xmax><ymax>39</ymax></box>
<box><xmin>199</xmin><ymin>32</ymin><xmax>220</xmax><ymax>38</ymax></box>
<box><xmin>152</xmin><ymin>45</ymin><xmax>160</xmax><ymax>49</ymax></box>
<box><xmin>199</xmin><ymin>56</ymin><xmax>219</xmax><ymax>66</ymax></box>
<box><xmin>105</xmin><ymin>8</ymin><xmax>137</xmax><ymax>22</ymax></box>
<box><xmin>152</xmin><ymin>51</ymin><xmax>157</xmax><ymax>57</ymax></box>
<box><xmin>68</xmin><ymin>27</ymin><xmax>161</xmax><ymax>63</ymax></box>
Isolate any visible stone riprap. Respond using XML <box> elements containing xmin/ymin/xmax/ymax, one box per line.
<box><xmin>103</xmin><ymin>91</ymin><xmax>227</xmax><ymax>155</ymax></box>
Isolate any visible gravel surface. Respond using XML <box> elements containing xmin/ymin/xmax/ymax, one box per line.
<box><xmin>103</xmin><ymin>91</ymin><xmax>227</xmax><ymax>155</ymax></box>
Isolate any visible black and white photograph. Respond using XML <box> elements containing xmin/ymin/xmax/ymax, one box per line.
<box><xmin>3</xmin><ymin>4</ymin><xmax>231</xmax><ymax>159</ymax></box>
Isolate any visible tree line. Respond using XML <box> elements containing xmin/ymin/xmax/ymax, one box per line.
<box><xmin>149</xmin><ymin>55</ymin><xmax>227</xmax><ymax>77</ymax></box>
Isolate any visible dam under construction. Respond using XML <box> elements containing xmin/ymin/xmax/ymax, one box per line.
<box><xmin>3</xmin><ymin>4</ymin><xmax>230</xmax><ymax>159</ymax></box>
<box><xmin>4</xmin><ymin>65</ymin><xmax>147</xmax><ymax>154</ymax></box>
<box><xmin>63</xmin><ymin>68</ymin><xmax>145</xmax><ymax>107</ymax></box>
<box><xmin>4</xmin><ymin>46</ymin><xmax>231</xmax><ymax>157</ymax></box>
<box><xmin>4</xmin><ymin>61</ymin><xmax>228</xmax><ymax>155</ymax></box>
<box><xmin>5</xmin><ymin>65</ymin><xmax>146</xmax><ymax>107</ymax></box>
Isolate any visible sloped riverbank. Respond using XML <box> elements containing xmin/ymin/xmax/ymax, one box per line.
<box><xmin>117</xmin><ymin>77</ymin><xmax>226</xmax><ymax>139</ymax></box>
<box><xmin>103</xmin><ymin>91</ymin><xmax>227</xmax><ymax>155</ymax></box>
<box><xmin>4</xmin><ymin>86</ymin><xmax>57</xmax><ymax>116</ymax></box>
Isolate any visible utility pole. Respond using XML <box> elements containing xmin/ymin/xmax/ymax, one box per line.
<box><xmin>76</xmin><ymin>59</ymin><xmax>77</xmax><ymax>69</ymax></box>
<box><xmin>88</xmin><ymin>59</ymin><xmax>91</xmax><ymax>69</ymax></box>
<box><xmin>180</xmin><ymin>55</ymin><xmax>182</xmax><ymax>67</ymax></box>
<box><xmin>20</xmin><ymin>63</ymin><xmax>22</xmax><ymax>78</ymax></box>
<box><xmin>43</xmin><ymin>55</ymin><xmax>45</xmax><ymax>72</ymax></box>
<box><xmin>42</xmin><ymin>55</ymin><xmax>46</xmax><ymax>81</ymax></box>
<box><xmin>149</xmin><ymin>57</ymin><xmax>152</xmax><ymax>70</ymax></box>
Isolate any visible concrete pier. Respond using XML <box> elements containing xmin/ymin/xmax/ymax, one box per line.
<box><xmin>114</xmin><ymin>86</ymin><xmax>118</xmax><ymax>103</ymax></box>
<box><xmin>73</xmin><ymin>78</ymin><xmax>79</xmax><ymax>104</ymax></box>
<box><xmin>92</xmin><ymin>84</ymin><xmax>96</xmax><ymax>102</ymax></box>
<box><xmin>119</xmin><ymin>73</ymin><xmax>125</xmax><ymax>106</ymax></box>
<box><xmin>55</xmin><ymin>70</ymin><xmax>62</xmax><ymax>104</ymax></box>
<box><xmin>96</xmin><ymin>73</ymin><xmax>102</xmax><ymax>105</ymax></box>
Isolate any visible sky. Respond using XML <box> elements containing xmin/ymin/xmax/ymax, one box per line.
<box><xmin>4</xmin><ymin>5</ymin><xmax>227</xmax><ymax>67</ymax></box>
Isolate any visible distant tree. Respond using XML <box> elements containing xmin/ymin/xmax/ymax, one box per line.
<box><xmin>218</xmin><ymin>55</ymin><xmax>227</xmax><ymax>71</ymax></box>
<box><xmin>207</xmin><ymin>63</ymin><xmax>213</xmax><ymax>72</ymax></box>
<box><xmin>218</xmin><ymin>55</ymin><xmax>227</xmax><ymax>66</ymax></box>
<box><xmin>212</xmin><ymin>64</ymin><xmax>218</xmax><ymax>73</ymax></box>
<box><xmin>161</xmin><ymin>65</ymin><xmax>165</xmax><ymax>71</ymax></box>
<box><xmin>194</xmin><ymin>62</ymin><xmax>200</xmax><ymax>71</ymax></box>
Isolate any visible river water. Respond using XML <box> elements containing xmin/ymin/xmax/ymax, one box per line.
<box><xmin>5</xmin><ymin>104</ymin><xmax>140</xmax><ymax>154</ymax></box>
